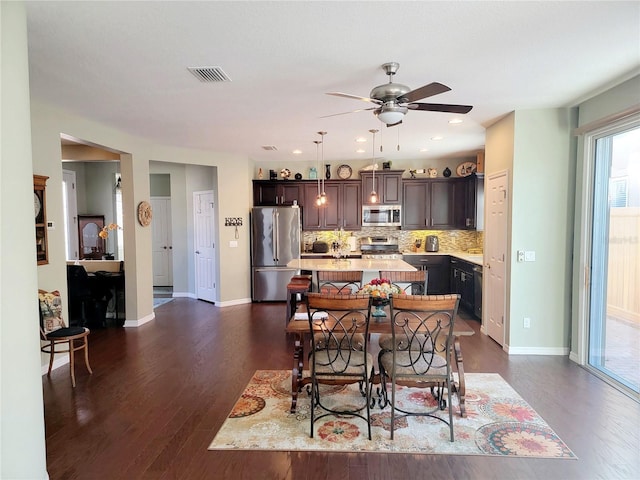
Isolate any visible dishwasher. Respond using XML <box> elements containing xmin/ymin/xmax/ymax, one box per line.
<box><xmin>473</xmin><ymin>265</ymin><xmax>482</xmax><ymax>319</ymax></box>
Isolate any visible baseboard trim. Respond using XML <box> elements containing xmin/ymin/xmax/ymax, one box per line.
<box><xmin>42</xmin><ymin>355</ymin><xmax>69</xmax><ymax>374</ymax></box>
<box><xmin>123</xmin><ymin>312</ymin><xmax>155</xmax><ymax>328</ymax></box>
<box><xmin>172</xmin><ymin>291</ymin><xmax>195</xmax><ymax>299</ymax></box>
<box><xmin>215</xmin><ymin>297</ymin><xmax>252</xmax><ymax>307</ymax></box>
<box><xmin>506</xmin><ymin>345</ymin><xmax>570</xmax><ymax>356</ymax></box>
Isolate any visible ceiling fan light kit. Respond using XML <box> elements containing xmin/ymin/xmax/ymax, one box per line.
<box><xmin>325</xmin><ymin>62</ymin><xmax>472</xmax><ymax>126</ymax></box>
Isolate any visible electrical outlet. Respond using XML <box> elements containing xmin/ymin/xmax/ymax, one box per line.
<box><xmin>517</xmin><ymin>250</ymin><xmax>525</xmax><ymax>262</ymax></box>
<box><xmin>523</xmin><ymin>317</ymin><xmax>531</xmax><ymax>329</ymax></box>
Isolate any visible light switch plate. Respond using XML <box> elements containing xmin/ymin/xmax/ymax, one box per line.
<box><xmin>229</xmin><ymin>240</ymin><xmax>238</xmax><ymax>248</ymax></box>
<box><xmin>524</xmin><ymin>251</ymin><xmax>536</xmax><ymax>262</ymax></box>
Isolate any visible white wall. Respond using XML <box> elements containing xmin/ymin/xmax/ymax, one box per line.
<box><xmin>0</xmin><ymin>2</ymin><xmax>49</xmax><ymax>477</ymax></box>
<box><xmin>485</xmin><ymin>109</ymin><xmax>575</xmax><ymax>353</ymax></box>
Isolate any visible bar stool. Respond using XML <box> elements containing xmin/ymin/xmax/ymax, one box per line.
<box><xmin>286</xmin><ymin>275</ymin><xmax>312</xmax><ymax>325</ymax></box>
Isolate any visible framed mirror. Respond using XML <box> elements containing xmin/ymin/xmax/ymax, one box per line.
<box><xmin>78</xmin><ymin>215</ymin><xmax>105</xmax><ymax>259</ymax></box>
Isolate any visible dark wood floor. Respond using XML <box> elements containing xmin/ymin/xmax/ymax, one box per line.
<box><xmin>42</xmin><ymin>298</ymin><xmax>639</xmax><ymax>479</ymax></box>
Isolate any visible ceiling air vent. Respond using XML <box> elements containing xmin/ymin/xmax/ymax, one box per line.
<box><xmin>187</xmin><ymin>66</ymin><xmax>231</xmax><ymax>83</ymax></box>
<box><xmin>261</xmin><ymin>146</ymin><xmax>278</xmax><ymax>151</ymax></box>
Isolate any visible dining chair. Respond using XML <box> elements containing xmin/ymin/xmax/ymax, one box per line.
<box><xmin>305</xmin><ymin>292</ymin><xmax>374</xmax><ymax>440</ymax></box>
<box><xmin>316</xmin><ymin>270</ymin><xmax>363</xmax><ymax>294</ymax></box>
<box><xmin>379</xmin><ymin>269</ymin><xmax>428</xmax><ymax>295</ymax></box>
<box><xmin>38</xmin><ymin>289</ymin><xmax>92</xmax><ymax>387</ymax></box>
<box><xmin>378</xmin><ymin>293</ymin><xmax>460</xmax><ymax>441</ymax></box>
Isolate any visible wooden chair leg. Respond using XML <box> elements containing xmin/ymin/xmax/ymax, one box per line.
<box><xmin>69</xmin><ymin>339</ymin><xmax>76</xmax><ymax>387</ymax></box>
<box><xmin>83</xmin><ymin>338</ymin><xmax>93</xmax><ymax>374</ymax></box>
<box><xmin>47</xmin><ymin>341</ymin><xmax>55</xmax><ymax>376</ymax></box>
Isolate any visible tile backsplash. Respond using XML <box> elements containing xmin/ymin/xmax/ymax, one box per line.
<box><xmin>303</xmin><ymin>228</ymin><xmax>483</xmax><ymax>253</ymax></box>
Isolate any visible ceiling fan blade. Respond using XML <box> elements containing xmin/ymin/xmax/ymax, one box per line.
<box><xmin>400</xmin><ymin>82</ymin><xmax>451</xmax><ymax>103</ymax></box>
<box><xmin>319</xmin><ymin>107</ymin><xmax>377</xmax><ymax>118</ymax></box>
<box><xmin>407</xmin><ymin>102</ymin><xmax>473</xmax><ymax>114</ymax></box>
<box><xmin>326</xmin><ymin>92</ymin><xmax>382</xmax><ymax>104</ymax></box>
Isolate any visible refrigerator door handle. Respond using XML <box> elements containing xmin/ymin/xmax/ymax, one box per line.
<box><xmin>274</xmin><ymin>210</ymin><xmax>280</xmax><ymax>262</ymax></box>
<box><xmin>271</xmin><ymin>209</ymin><xmax>278</xmax><ymax>263</ymax></box>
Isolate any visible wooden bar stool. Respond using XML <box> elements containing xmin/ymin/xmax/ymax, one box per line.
<box><xmin>286</xmin><ymin>275</ymin><xmax>312</xmax><ymax>324</ymax></box>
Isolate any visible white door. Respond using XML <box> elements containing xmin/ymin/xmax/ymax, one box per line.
<box><xmin>151</xmin><ymin>197</ymin><xmax>172</xmax><ymax>286</ymax></box>
<box><xmin>485</xmin><ymin>171</ymin><xmax>509</xmax><ymax>346</ymax></box>
<box><xmin>62</xmin><ymin>170</ymin><xmax>79</xmax><ymax>260</ymax></box>
<box><xmin>194</xmin><ymin>191</ymin><xmax>217</xmax><ymax>302</ymax></box>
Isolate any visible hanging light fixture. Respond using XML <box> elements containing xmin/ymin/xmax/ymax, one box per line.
<box><xmin>369</xmin><ymin>129</ymin><xmax>379</xmax><ymax>204</ymax></box>
<box><xmin>318</xmin><ymin>131</ymin><xmax>327</xmax><ymax>205</ymax></box>
<box><xmin>314</xmin><ymin>140</ymin><xmax>322</xmax><ymax>206</ymax></box>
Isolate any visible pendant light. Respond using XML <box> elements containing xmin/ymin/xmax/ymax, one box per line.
<box><xmin>369</xmin><ymin>129</ymin><xmax>379</xmax><ymax>204</ymax></box>
<box><xmin>314</xmin><ymin>140</ymin><xmax>322</xmax><ymax>206</ymax></box>
<box><xmin>318</xmin><ymin>131</ymin><xmax>327</xmax><ymax>205</ymax></box>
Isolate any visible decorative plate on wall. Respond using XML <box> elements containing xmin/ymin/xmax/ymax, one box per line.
<box><xmin>137</xmin><ymin>201</ymin><xmax>153</xmax><ymax>226</ymax></box>
<box><xmin>456</xmin><ymin>162</ymin><xmax>477</xmax><ymax>177</ymax></box>
<box><xmin>337</xmin><ymin>164</ymin><xmax>352</xmax><ymax>179</ymax></box>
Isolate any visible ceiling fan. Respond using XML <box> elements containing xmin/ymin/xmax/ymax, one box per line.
<box><xmin>323</xmin><ymin>62</ymin><xmax>473</xmax><ymax>126</ymax></box>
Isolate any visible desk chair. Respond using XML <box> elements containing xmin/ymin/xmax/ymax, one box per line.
<box><xmin>379</xmin><ymin>270</ymin><xmax>428</xmax><ymax>295</ymax></box>
<box><xmin>305</xmin><ymin>293</ymin><xmax>374</xmax><ymax>440</ymax></box>
<box><xmin>378</xmin><ymin>294</ymin><xmax>460</xmax><ymax>441</ymax></box>
<box><xmin>316</xmin><ymin>270</ymin><xmax>363</xmax><ymax>294</ymax></box>
<box><xmin>38</xmin><ymin>289</ymin><xmax>92</xmax><ymax>387</ymax></box>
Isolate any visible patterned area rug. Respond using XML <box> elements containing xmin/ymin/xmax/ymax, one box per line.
<box><xmin>209</xmin><ymin>370</ymin><xmax>576</xmax><ymax>458</ymax></box>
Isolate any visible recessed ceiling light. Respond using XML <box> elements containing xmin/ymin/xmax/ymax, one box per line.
<box><xmin>292</xmin><ymin>149</ymin><xmax>302</xmax><ymax>155</ymax></box>
<box><xmin>431</xmin><ymin>136</ymin><xmax>443</xmax><ymax>141</ymax></box>
<box><xmin>449</xmin><ymin>118</ymin><xmax>463</xmax><ymax>124</ymax></box>
<box><xmin>420</xmin><ymin>148</ymin><xmax>429</xmax><ymax>152</ymax></box>
<box><xmin>355</xmin><ymin>137</ymin><xmax>367</xmax><ymax>143</ymax></box>
<box><xmin>356</xmin><ymin>148</ymin><xmax>365</xmax><ymax>153</ymax></box>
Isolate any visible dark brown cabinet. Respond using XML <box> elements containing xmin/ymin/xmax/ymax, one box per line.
<box><xmin>450</xmin><ymin>258</ymin><xmax>475</xmax><ymax>314</ymax></box>
<box><xmin>402</xmin><ymin>178</ymin><xmax>468</xmax><ymax>230</ymax></box>
<box><xmin>402</xmin><ymin>254</ymin><xmax>450</xmax><ymax>295</ymax></box>
<box><xmin>464</xmin><ymin>173</ymin><xmax>484</xmax><ymax>230</ymax></box>
<box><xmin>253</xmin><ymin>180</ymin><xmax>302</xmax><ymax>206</ymax></box>
<box><xmin>301</xmin><ymin>181</ymin><xmax>361</xmax><ymax>231</ymax></box>
<box><xmin>361</xmin><ymin>169</ymin><xmax>403</xmax><ymax>205</ymax></box>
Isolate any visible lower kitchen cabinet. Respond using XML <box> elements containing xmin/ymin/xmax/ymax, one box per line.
<box><xmin>450</xmin><ymin>258</ymin><xmax>475</xmax><ymax>314</ymax></box>
<box><xmin>402</xmin><ymin>255</ymin><xmax>450</xmax><ymax>295</ymax></box>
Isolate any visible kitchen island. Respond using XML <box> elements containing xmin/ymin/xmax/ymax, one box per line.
<box><xmin>287</xmin><ymin>257</ymin><xmax>417</xmax><ymax>290</ymax></box>
<box><xmin>287</xmin><ymin>257</ymin><xmax>416</xmax><ymax>272</ymax></box>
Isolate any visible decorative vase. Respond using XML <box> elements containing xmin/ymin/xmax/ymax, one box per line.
<box><xmin>443</xmin><ymin>167</ymin><xmax>451</xmax><ymax>177</ymax></box>
<box><xmin>325</xmin><ymin>164</ymin><xmax>331</xmax><ymax>179</ymax></box>
<box><xmin>309</xmin><ymin>167</ymin><xmax>317</xmax><ymax>179</ymax></box>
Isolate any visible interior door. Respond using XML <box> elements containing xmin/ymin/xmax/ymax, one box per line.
<box><xmin>485</xmin><ymin>171</ymin><xmax>508</xmax><ymax>346</ymax></box>
<box><xmin>194</xmin><ymin>190</ymin><xmax>217</xmax><ymax>303</ymax></box>
<box><xmin>151</xmin><ymin>197</ymin><xmax>172</xmax><ymax>286</ymax></box>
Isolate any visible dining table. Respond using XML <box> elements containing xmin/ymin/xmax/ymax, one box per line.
<box><xmin>285</xmin><ymin>307</ymin><xmax>475</xmax><ymax>417</ymax></box>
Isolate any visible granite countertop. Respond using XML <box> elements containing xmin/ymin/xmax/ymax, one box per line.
<box><xmin>301</xmin><ymin>251</ymin><xmax>362</xmax><ymax>257</ymax></box>
<box><xmin>287</xmin><ymin>258</ymin><xmax>416</xmax><ymax>272</ymax></box>
<box><xmin>402</xmin><ymin>251</ymin><xmax>484</xmax><ymax>266</ymax></box>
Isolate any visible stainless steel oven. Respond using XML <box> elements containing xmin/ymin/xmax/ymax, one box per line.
<box><xmin>362</xmin><ymin>205</ymin><xmax>401</xmax><ymax>227</ymax></box>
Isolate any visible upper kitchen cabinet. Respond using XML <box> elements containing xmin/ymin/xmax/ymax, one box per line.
<box><xmin>302</xmin><ymin>180</ymin><xmax>361</xmax><ymax>231</ymax></box>
<box><xmin>464</xmin><ymin>173</ymin><xmax>484</xmax><ymax>230</ymax></box>
<box><xmin>361</xmin><ymin>169</ymin><xmax>403</xmax><ymax>205</ymax></box>
<box><xmin>253</xmin><ymin>180</ymin><xmax>302</xmax><ymax>206</ymax></box>
<box><xmin>402</xmin><ymin>178</ymin><xmax>468</xmax><ymax>230</ymax></box>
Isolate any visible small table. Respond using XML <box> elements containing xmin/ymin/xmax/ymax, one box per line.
<box><xmin>285</xmin><ymin>312</ymin><xmax>475</xmax><ymax>416</ymax></box>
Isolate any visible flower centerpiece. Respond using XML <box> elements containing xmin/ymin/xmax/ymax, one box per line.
<box><xmin>98</xmin><ymin>223</ymin><xmax>120</xmax><ymax>239</ymax></box>
<box><xmin>358</xmin><ymin>277</ymin><xmax>402</xmax><ymax>317</ymax></box>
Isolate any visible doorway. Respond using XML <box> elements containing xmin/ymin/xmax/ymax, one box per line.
<box><xmin>585</xmin><ymin>120</ymin><xmax>639</xmax><ymax>398</ymax></box>
<box><xmin>194</xmin><ymin>190</ymin><xmax>217</xmax><ymax>303</ymax></box>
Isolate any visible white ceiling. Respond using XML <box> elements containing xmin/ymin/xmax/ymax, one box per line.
<box><xmin>25</xmin><ymin>1</ymin><xmax>640</xmax><ymax>166</ymax></box>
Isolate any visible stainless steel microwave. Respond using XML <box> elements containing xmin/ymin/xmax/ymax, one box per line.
<box><xmin>362</xmin><ymin>205</ymin><xmax>401</xmax><ymax>227</ymax></box>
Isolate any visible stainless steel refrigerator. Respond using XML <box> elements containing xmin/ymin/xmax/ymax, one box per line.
<box><xmin>251</xmin><ymin>206</ymin><xmax>301</xmax><ymax>301</ymax></box>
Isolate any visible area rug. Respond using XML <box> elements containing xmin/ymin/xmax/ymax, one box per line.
<box><xmin>209</xmin><ymin>370</ymin><xmax>576</xmax><ymax>458</ymax></box>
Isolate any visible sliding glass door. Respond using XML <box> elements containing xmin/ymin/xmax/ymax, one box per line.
<box><xmin>587</xmin><ymin>120</ymin><xmax>639</xmax><ymax>397</ymax></box>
